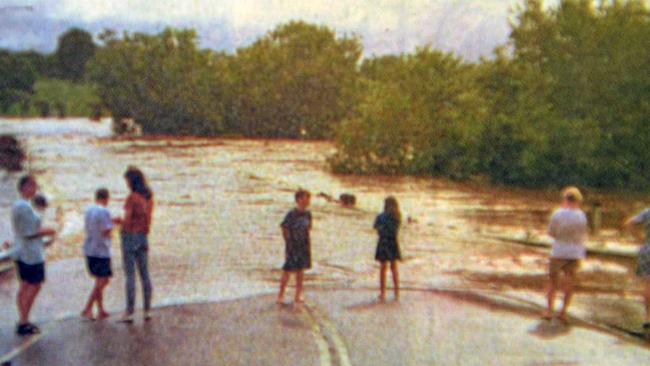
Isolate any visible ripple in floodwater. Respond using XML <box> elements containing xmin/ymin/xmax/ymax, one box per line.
<box><xmin>0</xmin><ymin>118</ymin><xmax>647</xmax><ymax>307</ymax></box>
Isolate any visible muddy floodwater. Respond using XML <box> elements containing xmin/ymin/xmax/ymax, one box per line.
<box><xmin>1</xmin><ymin>118</ymin><xmax>649</xmax><ymax>330</ymax></box>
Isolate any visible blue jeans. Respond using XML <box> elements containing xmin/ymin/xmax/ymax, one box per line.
<box><xmin>121</xmin><ymin>233</ymin><xmax>152</xmax><ymax>313</ymax></box>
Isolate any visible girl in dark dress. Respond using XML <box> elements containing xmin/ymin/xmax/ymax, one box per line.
<box><xmin>374</xmin><ymin>196</ymin><xmax>401</xmax><ymax>301</ymax></box>
<box><xmin>277</xmin><ymin>189</ymin><xmax>312</xmax><ymax>304</ymax></box>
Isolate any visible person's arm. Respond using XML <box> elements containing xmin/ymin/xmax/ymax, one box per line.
<box><xmin>548</xmin><ymin>212</ymin><xmax>558</xmax><ymax>239</ymax></box>
<box><xmin>26</xmin><ymin>227</ymin><xmax>56</xmax><ymax>240</ymax></box>
<box><xmin>146</xmin><ymin>199</ymin><xmax>154</xmax><ymax>231</ymax></box>
<box><xmin>44</xmin><ymin>237</ymin><xmax>56</xmax><ymax>247</ymax></box>
<box><xmin>101</xmin><ymin>210</ymin><xmax>114</xmax><ymax>239</ymax></box>
<box><xmin>308</xmin><ymin>212</ymin><xmax>312</xmax><ymax>231</ymax></box>
<box><xmin>14</xmin><ymin>204</ymin><xmax>55</xmax><ymax>239</ymax></box>
<box><xmin>282</xmin><ymin>227</ymin><xmax>290</xmax><ymax>241</ymax></box>
<box><xmin>624</xmin><ymin>214</ymin><xmax>646</xmax><ymax>243</ymax></box>
<box><xmin>122</xmin><ymin>195</ymin><xmax>134</xmax><ymax>230</ymax></box>
<box><xmin>373</xmin><ymin>215</ymin><xmax>381</xmax><ymax>232</ymax></box>
<box><xmin>580</xmin><ymin>212</ymin><xmax>589</xmax><ymax>242</ymax></box>
<box><xmin>2</xmin><ymin>240</ymin><xmax>20</xmax><ymax>257</ymax></box>
<box><xmin>281</xmin><ymin>212</ymin><xmax>291</xmax><ymax>241</ymax></box>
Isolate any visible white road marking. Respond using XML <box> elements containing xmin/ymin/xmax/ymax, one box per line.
<box><xmin>301</xmin><ymin>307</ymin><xmax>333</xmax><ymax>366</ymax></box>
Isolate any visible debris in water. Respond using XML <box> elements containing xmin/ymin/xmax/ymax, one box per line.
<box><xmin>0</xmin><ymin>135</ymin><xmax>25</xmax><ymax>171</ymax></box>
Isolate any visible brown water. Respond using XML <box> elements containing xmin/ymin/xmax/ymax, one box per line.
<box><xmin>0</xmin><ymin>118</ymin><xmax>648</xmax><ymax>321</ymax></box>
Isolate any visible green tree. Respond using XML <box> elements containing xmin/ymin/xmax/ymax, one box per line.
<box><xmin>504</xmin><ymin>0</ymin><xmax>650</xmax><ymax>188</ymax></box>
<box><xmin>229</xmin><ymin>21</ymin><xmax>362</xmax><ymax>139</ymax></box>
<box><xmin>55</xmin><ymin>28</ymin><xmax>97</xmax><ymax>81</ymax></box>
<box><xmin>333</xmin><ymin>48</ymin><xmax>487</xmax><ymax>178</ymax></box>
<box><xmin>88</xmin><ymin>28</ymin><xmax>229</xmax><ymax>135</ymax></box>
<box><xmin>0</xmin><ymin>50</ymin><xmax>36</xmax><ymax>113</ymax></box>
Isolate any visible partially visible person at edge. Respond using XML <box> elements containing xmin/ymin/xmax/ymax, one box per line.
<box><xmin>120</xmin><ymin>167</ymin><xmax>154</xmax><ymax>323</ymax></box>
<box><xmin>277</xmin><ymin>189</ymin><xmax>312</xmax><ymax>305</ymax></box>
<box><xmin>543</xmin><ymin>186</ymin><xmax>588</xmax><ymax>323</ymax></box>
<box><xmin>374</xmin><ymin>196</ymin><xmax>402</xmax><ymax>302</ymax></box>
<box><xmin>624</xmin><ymin>205</ymin><xmax>650</xmax><ymax>332</ymax></box>
<box><xmin>81</xmin><ymin>188</ymin><xmax>120</xmax><ymax>321</ymax></box>
<box><xmin>9</xmin><ymin>175</ymin><xmax>57</xmax><ymax>335</ymax></box>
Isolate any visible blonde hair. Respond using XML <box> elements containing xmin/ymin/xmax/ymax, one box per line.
<box><xmin>561</xmin><ymin>186</ymin><xmax>583</xmax><ymax>203</ymax></box>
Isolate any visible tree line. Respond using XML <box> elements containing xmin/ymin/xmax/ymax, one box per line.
<box><xmin>1</xmin><ymin>0</ymin><xmax>648</xmax><ymax>189</ymax></box>
<box><xmin>330</xmin><ymin>0</ymin><xmax>650</xmax><ymax>189</ymax></box>
<box><xmin>0</xmin><ymin>28</ymin><xmax>99</xmax><ymax>117</ymax></box>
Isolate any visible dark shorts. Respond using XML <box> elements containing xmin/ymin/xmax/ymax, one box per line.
<box><xmin>86</xmin><ymin>256</ymin><xmax>113</xmax><ymax>278</ymax></box>
<box><xmin>15</xmin><ymin>261</ymin><xmax>45</xmax><ymax>285</ymax></box>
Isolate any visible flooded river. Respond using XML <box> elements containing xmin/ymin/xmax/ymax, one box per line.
<box><xmin>0</xmin><ymin>118</ymin><xmax>648</xmax><ymax>326</ymax></box>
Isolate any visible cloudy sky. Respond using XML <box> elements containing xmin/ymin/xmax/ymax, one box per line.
<box><xmin>0</xmin><ymin>0</ymin><xmax>557</xmax><ymax>59</ymax></box>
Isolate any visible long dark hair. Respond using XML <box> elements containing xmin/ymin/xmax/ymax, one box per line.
<box><xmin>384</xmin><ymin>196</ymin><xmax>401</xmax><ymax>223</ymax></box>
<box><xmin>124</xmin><ymin>166</ymin><xmax>153</xmax><ymax>200</ymax></box>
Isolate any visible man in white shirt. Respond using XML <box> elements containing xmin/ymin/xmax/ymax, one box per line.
<box><xmin>11</xmin><ymin>175</ymin><xmax>57</xmax><ymax>335</ymax></box>
<box><xmin>543</xmin><ymin>186</ymin><xmax>588</xmax><ymax>323</ymax></box>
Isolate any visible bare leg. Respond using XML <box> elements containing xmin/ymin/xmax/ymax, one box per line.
<box><xmin>295</xmin><ymin>270</ymin><xmax>304</xmax><ymax>303</ymax></box>
<box><xmin>82</xmin><ymin>280</ymin><xmax>99</xmax><ymax>319</ymax></box>
<box><xmin>390</xmin><ymin>261</ymin><xmax>400</xmax><ymax>300</ymax></box>
<box><xmin>544</xmin><ymin>268</ymin><xmax>559</xmax><ymax>319</ymax></box>
<box><xmin>23</xmin><ymin>284</ymin><xmax>41</xmax><ymax>323</ymax></box>
<box><xmin>277</xmin><ymin>271</ymin><xmax>290</xmax><ymax>303</ymax></box>
<box><xmin>17</xmin><ymin>282</ymin><xmax>28</xmax><ymax>324</ymax></box>
<box><xmin>558</xmin><ymin>267</ymin><xmax>576</xmax><ymax>321</ymax></box>
<box><xmin>379</xmin><ymin>262</ymin><xmax>387</xmax><ymax>302</ymax></box>
<box><xmin>96</xmin><ymin>278</ymin><xmax>110</xmax><ymax>318</ymax></box>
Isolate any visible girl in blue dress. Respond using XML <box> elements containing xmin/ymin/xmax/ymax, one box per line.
<box><xmin>374</xmin><ymin>196</ymin><xmax>401</xmax><ymax>301</ymax></box>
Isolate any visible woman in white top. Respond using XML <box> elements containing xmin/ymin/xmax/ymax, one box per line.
<box><xmin>543</xmin><ymin>186</ymin><xmax>588</xmax><ymax>323</ymax></box>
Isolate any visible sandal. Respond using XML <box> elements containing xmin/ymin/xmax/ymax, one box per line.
<box><xmin>27</xmin><ymin>323</ymin><xmax>41</xmax><ymax>334</ymax></box>
<box><xmin>16</xmin><ymin>323</ymin><xmax>40</xmax><ymax>336</ymax></box>
<box><xmin>81</xmin><ymin>310</ymin><xmax>95</xmax><ymax>321</ymax></box>
<box><xmin>118</xmin><ymin>313</ymin><xmax>134</xmax><ymax>324</ymax></box>
<box><xmin>557</xmin><ymin>314</ymin><xmax>570</xmax><ymax>325</ymax></box>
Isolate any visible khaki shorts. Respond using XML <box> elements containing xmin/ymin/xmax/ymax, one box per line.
<box><xmin>549</xmin><ymin>258</ymin><xmax>580</xmax><ymax>277</ymax></box>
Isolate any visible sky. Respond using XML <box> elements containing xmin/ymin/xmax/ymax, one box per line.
<box><xmin>0</xmin><ymin>0</ymin><xmax>556</xmax><ymax>60</ymax></box>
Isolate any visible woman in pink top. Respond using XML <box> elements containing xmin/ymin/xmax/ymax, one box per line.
<box><xmin>119</xmin><ymin>166</ymin><xmax>154</xmax><ymax>323</ymax></box>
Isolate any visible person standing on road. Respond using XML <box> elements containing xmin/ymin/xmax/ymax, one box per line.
<box><xmin>9</xmin><ymin>175</ymin><xmax>57</xmax><ymax>335</ymax></box>
<box><xmin>543</xmin><ymin>186</ymin><xmax>588</xmax><ymax>323</ymax></box>
<box><xmin>277</xmin><ymin>189</ymin><xmax>312</xmax><ymax>304</ymax></box>
<box><xmin>374</xmin><ymin>196</ymin><xmax>402</xmax><ymax>302</ymax></box>
<box><xmin>623</xmin><ymin>206</ymin><xmax>650</xmax><ymax>332</ymax></box>
<box><xmin>81</xmin><ymin>188</ymin><xmax>119</xmax><ymax>320</ymax></box>
<box><xmin>120</xmin><ymin>167</ymin><xmax>154</xmax><ymax>323</ymax></box>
